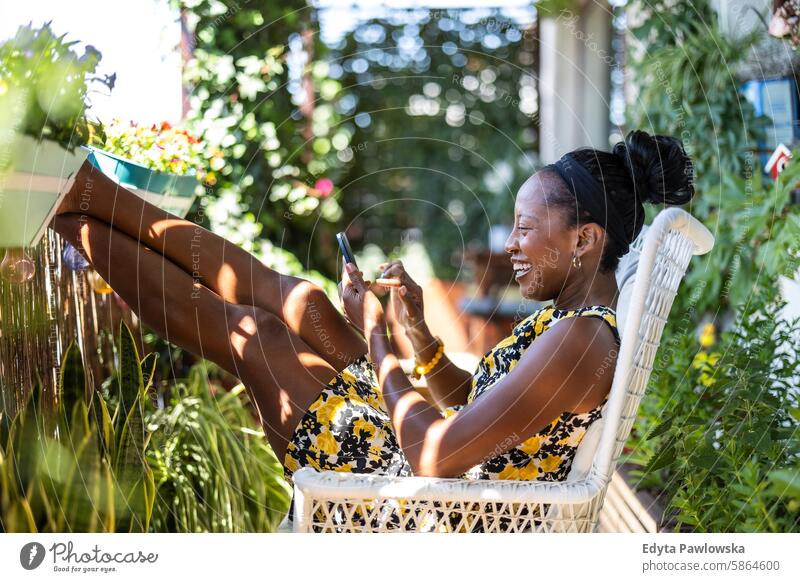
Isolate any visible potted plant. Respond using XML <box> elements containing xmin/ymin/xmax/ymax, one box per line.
<box><xmin>0</xmin><ymin>22</ymin><xmax>114</xmax><ymax>249</ymax></box>
<box><xmin>88</xmin><ymin>119</ymin><xmax>214</xmax><ymax>218</ymax></box>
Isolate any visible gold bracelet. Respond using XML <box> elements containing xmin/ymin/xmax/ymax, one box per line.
<box><xmin>413</xmin><ymin>336</ymin><xmax>444</xmax><ymax>380</ymax></box>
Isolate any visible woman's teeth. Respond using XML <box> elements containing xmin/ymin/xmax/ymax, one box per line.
<box><xmin>513</xmin><ymin>262</ymin><xmax>532</xmax><ymax>279</ymax></box>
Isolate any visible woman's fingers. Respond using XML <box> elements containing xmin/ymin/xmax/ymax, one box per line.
<box><xmin>368</xmin><ymin>280</ymin><xmax>388</xmax><ymax>296</ymax></box>
<box><xmin>379</xmin><ymin>262</ymin><xmax>412</xmax><ymax>285</ymax></box>
<box><xmin>375</xmin><ymin>277</ymin><xmax>402</xmax><ymax>287</ymax></box>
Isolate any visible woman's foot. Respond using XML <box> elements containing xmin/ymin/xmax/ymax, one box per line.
<box><xmin>56</xmin><ymin>160</ymin><xmax>102</xmax><ymax>216</ymax></box>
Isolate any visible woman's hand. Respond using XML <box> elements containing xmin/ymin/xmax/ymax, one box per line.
<box><xmin>339</xmin><ymin>262</ymin><xmax>386</xmax><ymax>336</ymax></box>
<box><xmin>374</xmin><ymin>260</ymin><xmax>426</xmax><ymax>333</ymax></box>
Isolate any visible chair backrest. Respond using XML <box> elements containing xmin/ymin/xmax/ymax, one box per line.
<box><xmin>567</xmin><ymin>208</ymin><xmax>714</xmax><ymax>484</ymax></box>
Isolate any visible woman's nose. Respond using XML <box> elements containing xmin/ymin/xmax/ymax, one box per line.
<box><xmin>504</xmin><ymin>232</ymin><xmax>516</xmax><ymax>254</ymax></box>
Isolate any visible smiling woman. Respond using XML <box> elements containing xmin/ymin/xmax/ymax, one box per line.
<box><xmin>309</xmin><ymin>130</ymin><xmax>694</xmax><ymax>482</ymax></box>
<box><xmin>51</xmin><ymin>130</ymin><xmax>694</xmax><ymax>528</ymax></box>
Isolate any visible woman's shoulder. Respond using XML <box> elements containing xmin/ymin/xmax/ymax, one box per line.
<box><xmin>514</xmin><ymin>304</ymin><xmax>617</xmax><ymax>332</ymax></box>
<box><xmin>565</xmin><ymin>305</ymin><xmax>619</xmax><ymax>344</ymax></box>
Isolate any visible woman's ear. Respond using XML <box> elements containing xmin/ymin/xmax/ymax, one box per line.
<box><xmin>576</xmin><ymin>222</ymin><xmax>604</xmax><ymax>257</ymax></box>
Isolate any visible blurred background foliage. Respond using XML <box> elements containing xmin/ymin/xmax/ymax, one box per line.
<box><xmin>174</xmin><ymin>1</ymin><xmax>537</xmax><ymax>283</ymax></box>
<box><xmin>329</xmin><ymin>8</ymin><xmax>537</xmax><ymax>280</ymax></box>
<box><xmin>174</xmin><ymin>0</ymin><xmax>346</xmax><ymax>298</ymax></box>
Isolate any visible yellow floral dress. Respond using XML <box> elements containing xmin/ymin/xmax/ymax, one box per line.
<box><xmin>282</xmin><ymin>304</ymin><xmax>619</xmax><ymax>529</ymax></box>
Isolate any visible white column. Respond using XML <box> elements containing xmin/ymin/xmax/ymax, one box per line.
<box><xmin>538</xmin><ymin>1</ymin><xmax>613</xmax><ymax>163</ymax></box>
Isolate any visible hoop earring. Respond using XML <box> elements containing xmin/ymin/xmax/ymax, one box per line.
<box><xmin>571</xmin><ymin>253</ymin><xmax>582</xmax><ymax>269</ymax></box>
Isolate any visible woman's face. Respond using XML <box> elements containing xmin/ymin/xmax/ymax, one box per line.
<box><xmin>504</xmin><ymin>172</ymin><xmax>577</xmax><ymax>301</ymax></box>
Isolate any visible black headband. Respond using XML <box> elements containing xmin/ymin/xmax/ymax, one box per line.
<box><xmin>544</xmin><ymin>153</ymin><xmax>630</xmax><ymax>257</ymax></box>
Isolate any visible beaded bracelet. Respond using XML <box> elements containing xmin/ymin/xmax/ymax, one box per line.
<box><xmin>412</xmin><ymin>336</ymin><xmax>444</xmax><ymax>380</ymax></box>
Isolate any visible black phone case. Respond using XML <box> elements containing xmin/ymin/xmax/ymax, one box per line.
<box><xmin>336</xmin><ymin>232</ymin><xmax>357</xmax><ymax>267</ymax></box>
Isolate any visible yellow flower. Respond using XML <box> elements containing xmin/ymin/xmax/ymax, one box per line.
<box><xmin>699</xmin><ymin>372</ymin><xmax>716</xmax><ymax>387</ymax></box>
<box><xmin>539</xmin><ymin>454</ymin><xmax>562</xmax><ymax>473</ymax></box>
<box><xmin>493</xmin><ymin>334</ymin><xmax>517</xmax><ymax>350</ymax></box>
<box><xmin>699</xmin><ymin>322</ymin><xmax>716</xmax><ymax>348</ymax></box>
<box><xmin>692</xmin><ymin>351</ymin><xmax>708</xmax><ymax>369</ymax></box>
<box><xmin>497</xmin><ymin>465</ymin><xmax>521</xmax><ymax>480</ymax></box>
<box><xmin>284</xmin><ymin>455</ymin><xmax>299</xmax><ymax>473</ymax></box>
<box><xmin>353</xmin><ymin>418</ymin><xmax>376</xmax><ymax>438</ymax></box>
<box><xmin>315</xmin><ymin>431</ymin><xmax>339</xmax><ymax>456</ymax></box>
<box><xmin>518</xmin><ymin>435</ymin><xmax>542</xmax><ymax>456</ymax></box>
<box><xmin>310</xmin><ymin>395</ymin><xmax>345</xmax><ymax>425</ymax></box>
<box><xmin>692</xmin><ymin>350</ymin><xmax>720</xmax><ymax>386</ymax></box>
<box><xmin>517</xmin><ymin>463</ymin><xmax>541</xmax><ymax>480</ymax></box>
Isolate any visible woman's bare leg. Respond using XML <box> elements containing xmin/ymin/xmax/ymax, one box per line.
<box><xmin>53</xmin><ymin>212</ymin><xmax>337</xmax><ymax>462</ymax></box>
<box><xmin>58</xmin><ymin>162</ymin><xmax>367</xmax><ymax>372</ymax></box>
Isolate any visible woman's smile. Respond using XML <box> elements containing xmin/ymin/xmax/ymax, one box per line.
<box><xmin>511</xmin><ymin>259</ymin><xmax>533</xmax><ymax>281</ymax></box>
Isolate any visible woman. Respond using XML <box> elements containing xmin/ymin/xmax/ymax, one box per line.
<box><xmin>53</xmin><ymin>129</ymin><xmax>694</xmax><ymax>493</ymax></box>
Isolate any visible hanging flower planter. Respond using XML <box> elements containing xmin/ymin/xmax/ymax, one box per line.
<box><xmin>87</xmin><ymin>148</ymin><xmax>199</xmax><ymax>218</ymax></box>
<box><xmin>0</xmin><ymin>22</ymin><xmax>115</xmax><ymax>249</ymax></box>
<box><xmin>0</xmin><ymin>135</ymin><xmax>90</xmax><ymax>248</ymax></box>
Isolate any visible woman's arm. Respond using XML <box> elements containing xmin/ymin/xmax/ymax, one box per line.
<box><xmin>374</xmin><ymin>260</ymin><xmax>472</xmax><ymax>409</ymax></box>
<box><xmin>340</xmin><ymin>261</ymin><xmax>616</xmax><ymax>478</ymax></box>
<box><xmin>369</xmin><ymin>315</ymin><xmax>617</xmax><ymax>478</ymax></box>
<box><xmin>404</xmin><ymin>322</ymin><xmax>472</xmax><ymax>410</ymax></box>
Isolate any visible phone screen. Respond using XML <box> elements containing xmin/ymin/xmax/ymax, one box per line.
<box><xmin>336</xmin><ymin>232</ymin><xmax>357</xmax><ymax>268</ymax></box>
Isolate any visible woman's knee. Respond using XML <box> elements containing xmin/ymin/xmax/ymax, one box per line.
<box><xmin>52</xmin><ymin>213</ymin><xmax>90</xmax><ymax>249</ymax></box>
<box><xmin>280</xmin><ymin>278</ymin><xmax>333</xmax><ymax>325</ymax></box>
<box><xmin>227</xmin><ymin>303</ymin><xmax>286</xmax><ymax>357</ymax></box>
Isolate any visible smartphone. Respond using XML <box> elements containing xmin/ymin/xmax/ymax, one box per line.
<box><xmin>336</xmin><ymin>232</ymin><xmax>357</xmax><ymax>269</ymax></box>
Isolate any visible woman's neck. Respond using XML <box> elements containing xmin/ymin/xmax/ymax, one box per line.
<box><xmin>553</xmin><ymin>272</ymin><xmax>619</xmax><ymax>312</ymax></box>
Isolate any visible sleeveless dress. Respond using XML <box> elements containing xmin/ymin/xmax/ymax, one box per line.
<box><xmin>282</xmin><ymin>304</ymin><xmax>619</xmax><ymax>530</ymax></box>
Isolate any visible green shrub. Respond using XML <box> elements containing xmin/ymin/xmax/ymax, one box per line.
<box><xmin>0</xmin><ymin>322</ymin><xmax>290</xmax><ymax>532</ymax></box>
<box><xmin>628</xmin><ymin>288</ymin><xmax>800</xmax><ymax>532</ymax></box>
<box><xmin>624</xmin><ymin>0</ymin><xmax>800</xmax><ymax>532</ymax></box>
<box><xmin>147</xmin><ymin>364</ymin><xmax>291</xmax><ymax>532</ymax></box>
<box><xmin>0</xmin><ymin>323</ymin><xmax>154</xmax><ymax>532</ymax></box>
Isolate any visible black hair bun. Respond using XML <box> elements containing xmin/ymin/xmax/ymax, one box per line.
<box><xmin>612</xmin><ymin>130</ymin><xmax>695</xmax><ymax>206</ymax></box>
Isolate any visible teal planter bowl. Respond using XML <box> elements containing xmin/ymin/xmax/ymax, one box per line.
<box><xmin>0</xmin><ymin>135</ymin><xmax>89</xmax><ymax>248</ymax></box>
<box><xmin>87</xmin><ymin>148</ymin><xmax>199</xmax><ymax>218</ymax></box>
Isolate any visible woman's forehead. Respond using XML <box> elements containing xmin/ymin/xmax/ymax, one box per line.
<box><xmin>515</xmin><ymin>172</ymin><xmax>555</xmax><ymax>214</ymax></box>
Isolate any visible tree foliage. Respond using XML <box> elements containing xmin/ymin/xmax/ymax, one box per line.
<box><xmin>330</xmin><ymin>8</ymin><xmax>537</xmax><ymax>279</ymax></box>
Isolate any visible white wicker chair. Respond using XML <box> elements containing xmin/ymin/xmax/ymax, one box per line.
<box><xmin>289</xmin><ymin>207</ymin><xmax>715</xmax><ymax>532</ymax></box>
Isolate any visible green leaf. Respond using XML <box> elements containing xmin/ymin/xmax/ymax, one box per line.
<box><xmin>645</xmin><ymin>441</ymin><xmax>677</xmax><ymax>473</ymax></box>
<box><xmin>116</xmin><ymin>323</ymin><xmax>143</xmax><ymax>433</ymax></box>
<box><xmin>141</xmin><ymin>353</ymin><xmax>159</xmax><ymax>393</ymax></box>
<box><xmin>646</xmin><ymin>416</ymin><xmax>674</xmax><ymax>440</ymax></box>
<box><xmin>92</xmin><ymin>394</ymin><xmax>115</xmax><ymax>461</ymax></box>
<box><xmin>768</xmin><ymin>468</ymin><xmax>800</xmax><ymax>499</ymax></box>
<box><xmin>59</xmin><ymin>341</ymin><xmax>87</xmax><ymax>412</ymax></box>
<box><xmin>692</xmin><ymin>446</ymin><xmax>718</xmax><ymax>471</ymax></box>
